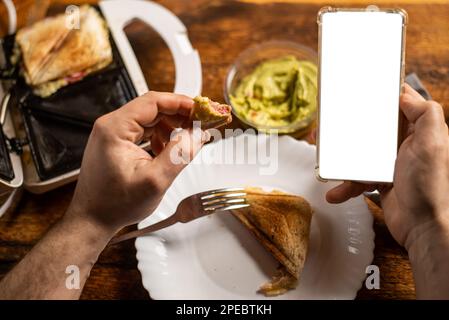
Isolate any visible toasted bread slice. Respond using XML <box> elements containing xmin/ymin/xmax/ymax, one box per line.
<box><xmin>258</xmin><ymin>266</ymin><xmax>298</xmax><ymax>297</ymax></box>
<box><xmin>16</xmin><ymin>5</ymin><xmax>112</xmax><ymax>97</ymax></box>
<box><xmin>231</xmin><ymin>187</ymin><xmax>313</xmax><ymax>296</ymax></box>
<box><xmin>191</xmin><ymin>96</ymin><xmax>232</xmax><ymax>129</ymax></box>
<box><xmin>16</xmin><ymin>11</ymin><xmax>71</xmax><ymax>83</ymax></box>
<box><xmin>33</xmin><ymin>6</ymin><xmax>112</xmax><ymax>86</ymax></box>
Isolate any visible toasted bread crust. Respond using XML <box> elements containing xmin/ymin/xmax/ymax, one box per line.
<box><xmin>191</xmin><ymin>96</ymin><xmax>232</xmax><ymax>129</ymax></box>
<box><xmin>258</xmin><ymin>266</ymin><xmax>298</xmax><ymax>296</ymax></box>
<box><xmin>232</xmin><ymin>209</ymin><xmax>298</xmax><ymax>276</ymax></box>
<box><xmin>231</xmin><ymin>187</ymin><xmax>313</xmax><ymax>279</ymax></box>
<box><xmin>16</xmin><ymin>14</ymin><xmax>71</xmax><ymax>82</ymax></box>
<box><xmin>33</xmin><ymin>6</ymin><xmax>112</xmax><ymax>85</ymax></box>
<box><xmin>16</xmin><ymin>5</ymin><xmax>112</xmax><ymax>96</ymax></box>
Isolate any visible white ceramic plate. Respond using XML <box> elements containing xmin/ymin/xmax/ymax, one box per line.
<box><xmin>135</xmin><ymin>134</ymin><xmax>374</xmax><ymax>299</ymax></box>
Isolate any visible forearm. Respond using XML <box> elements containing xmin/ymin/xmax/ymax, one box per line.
<box><xmin>0</xmin><ymin>208</ymin><xmax>113</xmax><ymax>299</ymax></box>
<box><xmin>407</xmin><ymin>218</ymin><xmax>449</xmax><ymax>299</ymax></box>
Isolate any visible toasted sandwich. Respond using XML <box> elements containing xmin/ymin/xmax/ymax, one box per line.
<box><xmin>191</xmin><ymin>96</ymin><xmax>232</xmax><ymax>129</ymax></box>
<box><xmin>14</xmin><ymin>13</ymin><xmax>71</xmax><ymax>85</ymax></box>
<box><xmin>231</xmin><ymin>187</ymin><xmax>313</xmax><ymax>296</ymax></box>
<box><xmin>15</xmin><ymin>5</ymin><xmax>112</xmax><ymax>97</ymax></box>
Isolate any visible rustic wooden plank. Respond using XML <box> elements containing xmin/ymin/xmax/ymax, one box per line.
<box><xmin>80</xmin><ymin>265</ymin><xmax>149</xmax><ymax>300</ymax></box>
<box><xmin>357</xmin><ymin>199</ymin><xmax>415</xmax><ymax>299</ymax></box>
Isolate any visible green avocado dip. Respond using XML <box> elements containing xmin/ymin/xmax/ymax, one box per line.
<box><xmin>230</xmin><ymin>55</ymin><xmax>317</xmax><ymax>131</ymax></box>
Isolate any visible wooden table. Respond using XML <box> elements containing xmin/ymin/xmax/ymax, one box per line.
<box><xmin>1</xmin><ymin>0</ymin><xmax>449</xmax><ymax>300</ymax></box>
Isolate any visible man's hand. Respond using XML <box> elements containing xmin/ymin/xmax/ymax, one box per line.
<box><xmin>0</xmin><ymin>92</ymin><xmax>208</xmax><ymax>299</ymax></box>
<box><xmin>66</xmin><ymin>91</ymin><xmax>209</xmax><ymax>237</ymax></box>
<box><xmin>326</xmin><ymin>84</ymin><xmax>449</xmax><ymax>299</ymax></box>
<box><xmin>383</xmin><ymin>87</ymin><xmax>449</xmax><ymax>248</ymax></box>
<box><xmin>326</xmin><ymin>84</ymin><xmax>449</xmax><ymax>247</ymax></box>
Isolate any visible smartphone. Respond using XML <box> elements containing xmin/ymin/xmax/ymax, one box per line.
<box><xmin>316</xmin><ymin>7</ymin><xmax>407</xmax><ymax>183</ymax></box>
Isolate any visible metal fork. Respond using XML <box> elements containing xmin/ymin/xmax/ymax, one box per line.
<box><xmin>109</xmin><ymin>187</ymin><xmax>249</xmax><ymax>245</ymax></box>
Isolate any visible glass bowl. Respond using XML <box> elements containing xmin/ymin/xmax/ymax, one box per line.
<box><xmin>224</xmin><ymin>40</ymin><xmax>318</xmax><ymax>135</ymax></box>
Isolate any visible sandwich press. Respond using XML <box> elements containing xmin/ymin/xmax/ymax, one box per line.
<box><xmin>0</xmin><ymin>0</ymin><xmax>202</xmax><ymax>216</ymax></box>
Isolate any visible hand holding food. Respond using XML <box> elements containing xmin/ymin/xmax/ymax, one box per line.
<box><xmin>67</xmin><ymin>92</ymin><xmax>209</xmax><ymax>235</ymax></box>
<box><xmin>190</xmin><ymin>96</ymin><xmax>232</xmax><ymax>129</ymax></box>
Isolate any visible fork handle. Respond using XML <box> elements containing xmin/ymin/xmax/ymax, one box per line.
<box><xmin>109</xmin><ymin>215</ymin><xmax>177</xmax><ymax>245</ymax></box>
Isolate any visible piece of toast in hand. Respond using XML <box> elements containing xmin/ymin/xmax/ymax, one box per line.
<box><xmin>190</xmin><ymin>96</ymin><xmax>232</xmax><ymax>129</ymax></box>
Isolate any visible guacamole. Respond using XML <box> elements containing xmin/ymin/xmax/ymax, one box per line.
<box><xmin>230</xmin><ymin>55</ymin><xmax>317</xmax><ymax>130</ymax></box>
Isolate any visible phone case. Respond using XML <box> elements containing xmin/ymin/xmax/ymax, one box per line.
<box><xmin>315</xmin><ymin>6</ymin><xmax>408</xmax><ymax>183</ymax></box>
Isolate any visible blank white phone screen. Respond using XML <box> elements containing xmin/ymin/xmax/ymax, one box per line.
<box><xmin>318</xmin><ymin>11</ymin><xmax>404</xmax><ymax>183</ymax></box>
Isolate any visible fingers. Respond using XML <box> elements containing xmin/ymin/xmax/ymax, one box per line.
<box><xmin>400</xmin><ymin>83</ymin><xmax>444</xmax><ymax>126</ymax></box>
<box><xmin>400</xmin><ymin>84</ymin><xmax>427</xmax><ymax>125</ymax></box>
<box><xmin>110</xmin><ymin>92</ymin><xmax>194</xmax><ymax>143</ymax></box>
<box><xmin>399</xmin><ymin>84</ymin><xmax>448</xmax><ymax>152</ymax></box>
<box><xmin>400</xmin><ymin>93</ymin><xmax>429</xmax><ymax>124</ymax></box>
<box><xmin>147</xmin><ymin>128</ymin><xmax>210</xmax><ymax>189</ymax></box>
<box><xmin>326</xmin><ymin>181</ymin><xmax>376</xmax><ymax>204</ymax></box>
<box><xmin>147</xmin><ymin>92</ymin><xmax>194</xmax><ymax>118</ymax></box>
<box><xmin>401</xmin><ymin>95</ymin><xmax>447</xmax><ymax>139</ymax></box>
<box><xmin>123</xmin><ymin>91</ymin><xmax>193</xmax><ymax>124</ymax></box>
<box><xmin>136</xmin><ymin>92</ymin><xmax>193</xmax><ymax>123</ymax></box>
<box><xmin>403</xmin><ymin>83</ymin><xmax>425</xmax><ymax>102</ymax></box>
<box><xmin>145</xmin><ymin>115</ymin><xmax>189</xmax><ymax>155</ymax></box>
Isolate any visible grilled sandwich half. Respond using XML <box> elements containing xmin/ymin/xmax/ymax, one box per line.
<box><xmin>231</xmin><ymin>187</ymin><xmax>313</xmax><ymax>296</ymax></box>
<box><xmin>191</xmin><ymin>96</ymin><xmax>232</xmax><ymax>129</ymax></box>
<box><xmin>15</xmin><ymin>5</ymin><xmax>112</xmax><ymax>97</ymax></box>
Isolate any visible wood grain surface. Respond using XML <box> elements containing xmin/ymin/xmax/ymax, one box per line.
<box><xmin>2</xmin><ymin>0</ymin><xmax>449</xmax><ymax>300</ymax></box>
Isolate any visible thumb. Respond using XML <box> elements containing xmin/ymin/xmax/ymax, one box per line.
<box><xmin>326</xmin><ymin>181</ymin><xmax>376</xmax><ymax>204</ymax></box>
<box><xmin>150</xmin><ymin>127</ymin><xmax>210</xmax><ymax>189</ymax></box>
<box><xmin>401</xmin><ymin>94</ymin><xmax>447</xmax><ymax>143</ymax></box>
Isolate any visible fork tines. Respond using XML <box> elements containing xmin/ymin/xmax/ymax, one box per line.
<box><xmin>201</xmin><ymin>187</ymin><xmax>249</xmax><ymax>212</ymax></box>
